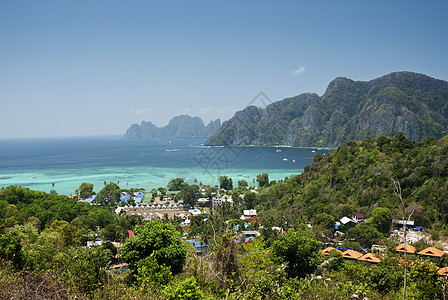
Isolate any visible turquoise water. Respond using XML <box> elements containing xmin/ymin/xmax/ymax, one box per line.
<box><xmin>0</xmin><ymin>136</ymin><xmax>333</xmax><ymax>195</ymax></box>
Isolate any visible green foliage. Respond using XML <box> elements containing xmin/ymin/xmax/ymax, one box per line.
<box><xmin>78</xmin><ymin>182</ymin><xmax>94</xmax><ymax>199</ymax></box>
<box><xmin>121</xmin><ymin>220</ymin><xmax>187</xmax><ymax>279</ymax></box>
<box><xmin>347</xmin><ymin>223</ymin><xmax>384</xmax><ymax>248</ymax></box>
<box><xmin>218</xmin><ymin>176</ymin><xmax>233</xmax><ymax>190</ymax></box>
<box><xmin>166</xmin><ymin>277</ymin><xmax>205</xmax><ymax>300</ymax></box>
<box><xmin>271</xmin><ymin>229</ymin><xmax>320</xmax><ymax>278</ymax></box>
<box><xmin>408</xmin><ymin>261</ymin><xmax>442</xmax><ymax>300</ymax></box>
<box><xmin>56</xmin><ymin>246</ymin><xmax>112</xmax><ymax>295</ymax></box>
<box><xmin>369</xmin><ymin>207</ymin><xmax>392</xmax><ymax>235</ymax></box>
<box><xmin>243</xmin><ymin>191</ymin><xmax>257</xmax><ymax>209</ymax></box>
<box><xmin>97</xmin><ymin>182</ymin><xmax>121</xmax><ymax>205</ymax></box>
<box><xmin>256</xmin><ymin>173</ymin><xmax>269</xmax><ymax>188</ymax></box>
<box><xmin>0</xmin><ymin>231</ymin><xmax>26</xmax><ymax>270</ymax></box>
<box><xmin>168</xmin><ymin>178</ymin><xmax>188</xmax><ymax>191</ymax></box>
<box><xmin>177</xmin><ymin>184</ymin><xmax>200</xmax><ymax>207</ymax></box>
<box><xmin>136</xmin><ymin>254</ymin><xmax>173</xmax><ymax>287</ymax></box>
<box><xmin>238</xmin><ymin>180</ymin><xmax>248</xmax><ymax>188</ymax></box>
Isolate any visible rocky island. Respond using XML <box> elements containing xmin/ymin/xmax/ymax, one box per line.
<box><xmin>205</xmin><ymin>71</ymin><xmax>448</xmax><ymax>147</ymax></box>
<box><xmin>125</xmin><ymin>115</ymin><xmax>220</xmax><ymax>139</ymax></box>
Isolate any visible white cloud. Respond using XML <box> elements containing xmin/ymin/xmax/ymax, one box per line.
<box><xmin>291</xmin><ymin>66</ymin><xmax>306</xmax><ymax>75</ymax></box>
<box><xmin>198</xmin><ymin>107</ymin><xmax>214</xmax><ymax>115</ymax></box>
<box><xmin>131</xmin><ymin>107</ymin><xmax>153</xmax><ymax>114</ymax></box>
<box><xmin>181</xmin><ymin>107</ymin><xmax>191</xmax><ymax>114</ymax></box>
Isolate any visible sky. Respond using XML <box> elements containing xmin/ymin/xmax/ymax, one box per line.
<box><xmin>1</xmin><ymin>1</ymin><xmax>447</xmax><ymax>138</ymax></box>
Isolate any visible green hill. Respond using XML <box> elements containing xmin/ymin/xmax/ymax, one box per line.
<box><xmin>256</xmin><ymin>133</ymin><xmax>448</xmax><ymax>231</ymax></box>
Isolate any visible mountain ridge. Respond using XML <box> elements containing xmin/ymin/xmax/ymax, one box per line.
<box><xmin>205</xmin><ymin>71</ymin><xmax>448</xmax><ymax>147</ymax></box>
<box><xmin>125</xmin><ymin>115</ymin><xmax>221</xmax><ymax>139</ymax></box>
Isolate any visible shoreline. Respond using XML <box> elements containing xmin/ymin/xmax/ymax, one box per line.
<box><xmin>0</xmin><ymin>166</ymin><xmax>304</xmax><ymax>196</ymax></box>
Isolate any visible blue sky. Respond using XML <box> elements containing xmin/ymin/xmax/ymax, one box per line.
<box><xmin>1</xmin><ymin>1</ymin><xmax>447</xmax><ymax>138</ymax></box>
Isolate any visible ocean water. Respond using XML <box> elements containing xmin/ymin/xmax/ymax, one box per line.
<box><xmin>0</xmin><ymin>136</ymin><xmax>333</xmax><ymax>195</ymax></box>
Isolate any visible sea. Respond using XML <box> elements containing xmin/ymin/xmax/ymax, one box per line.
<box><xmin>0</xmin><ymin>136</ymin><xmax>334</xmax><ymax>195</ymax></box>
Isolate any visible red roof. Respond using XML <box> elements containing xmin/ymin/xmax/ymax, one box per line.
<box><xmin>341</xmin><ymin>250</ymin><xmax>363</xmax><ymax>260</ymax></box>
<box><xmin>128</xmin><ymin>230</ymin><xmax>135</xmax><ymax>238</ymax></box>
<box><xmin>395</xmin><ymin>244</ymin><xmax>416</xmax><ymax>254</ymax></box>
<box><xmin>358</xmin><ymin>253</ymin><xmax>381</xmax><ymax>264</ymax></box>
<box><xmin>438</xmin><ymin>267</ymin><xmax>448</xmax><ymax>276</ymax></box>
<box><xmin>322</xmin><ymin>247</ymin><xmax>342</xmax><ymax>256</ymax></box>
<box><xmin>418</xmin><ymin>247</ymin><xmax>446</xmax><ymax>257</ymax></box>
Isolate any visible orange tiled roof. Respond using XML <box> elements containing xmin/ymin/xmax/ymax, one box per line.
<box><xmin>389</xmin><ymin>257</ymin><xmax>415</xmax><ymax>267</ymax></box>
<box><xmin>438</xmin><ymin>267</ymin><xmax>448</xmax><ymax>276</ymax></box>
<box><xmin>395</xmin><ymin>244</ymin><xmax>416</xmax><ymax>254</ymax></box>
<box><xmin>341</xmin><ymin>249</ymin><xmax>363</xmax><ymax>260</ymax></box>
<box><xmin>418</xmin><ymin>247</ymin><xmax>446</xmax><ymax>257</ymax></box>
<box><xmin>358</xmin><ymin>253</ymin><xmax>381</xmax><ymax>264</ymax></box>
<box><xmin>322</xmin><ymin>247</ymin><xmax>342</xmax><ymax>256</ymax></box>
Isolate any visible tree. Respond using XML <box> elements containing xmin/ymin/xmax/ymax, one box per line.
<box><xmin>347</xmin><ymin>223</ymin><xmax>383</xmax><ymax>248</ymax></box>
<box><xmin>0</xmin><ymin>231</ymin><xmax>26</xmax><ymax>270</ymax></box>
<box><xmin>121</xmin><ymin>220</ymin><xmax>187</xmax><ymax>278</ymax></box>
<box><xmin>167</xmin><ymin>178</ymin><xmax>188</xmax><ymax>191</ymax></box>
<box><xmin>408</xmin><ymin>262</ymin><xmax>442</xmax><ymax>299</ymax></box>
<box><xmin>369</xmin><ymin>207</ymin><xmax>392</xmax><ymax>235</ymax></box>
<box><xmin>78</xmin><ymin>182</ymin><xmax>94</xmax><ymax>199</ymax></box>
<box><xmin>167</xmin><ymin>277</ymin><xmax>205</xmax><ymax>300</ymax></box>
<box><xmin>243</xmin><ymin>191</ymin><xmax>257</xmax><ymax>209</ymax></box>
<box><xmin>177</xmin><ymin>185</ymin><xmax>200</xmax><ymax>207</ymax></box>
<box><xmin>256</xmin><ymin>173</ymin><xmax>269</xmax><ymax>187</ymax></box>
<box><xmin>238</xmin><ymin>180</ymin><xmax>248</xmax><ymax>188</ymax></box>
<box><xmin>271</xmin><ymin>229</ymin><xmax>320</xmax><ymax>278</ymax></box>
<box><xmin>97</xmin><ymin>182</ymin><xmax>121</xmax><ymax>205</ymax></box>
<box><xmin>218</xmin><ymin>176</ymin><xmax>233</xmax><ymax>190</ymax></box>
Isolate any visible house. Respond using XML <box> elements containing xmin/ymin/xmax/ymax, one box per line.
<box><xmin>241</xmin><ymin>230</ymin><xmax>261</xmax><ymax>242</ymax></box>
<box><xmin>81</xmin><ymin>194</ymin><xmax>97</xmax><ymax>204</ymax></box>
<box><xmin>392</xmin><ymin>219</ymin><xmax>415</xmax><ymax>229</ymax></box>
<box><xmin>352</xmin><ymin>213</ymin><xmax>365</xmax><ymax>223</ymax></box>
<box><xmin>358</xmin><ymin>253</ymin><xmax>381</xmax><ymax>264</ymax></box>
<box><xmin>438</xmin><ymin>267</ymin><xmax>448</xmax><ymax>276</ymax></box>
<box><xmin>241</xmin><ymin>209</ymin><xmax>257</xmax><ymax>220</ymax></box>
<box><xmin>212</xmin><ymin>194</ymin><xmax>233</xmax><ymax>208</ymax></box>
<box><xmin>341</xmin><ymin>249</ymin><xmax>363</xmax><ymax>260</ymax></box>
<box><xmin>322</xmin><ymin>247</ymin><xmax>342</xmax><ymax>256</ymax></box>
<box><xmin>188</xmin><ymin>208</ymin><xmax>202</xmax><ymax>215</ymax></box>
<box><xmin>371</xmin><ymin>244</ymin><xmax>387</xmax><ymax>253</ymax></box>
<box><xmin>186</xmin><ymin>239</ymin><xmax>209</xmax><ymax>255</ymax></box>
<box><xmin>335</xmin><ymin>216</ymin><xmax>356</xmax><ymax>231</ymax></box>
<box><xmin>120</xmin><ymin>192</ymin><xmax>131</xmax><ymax>202</ymax></box>
<box><xmin>395</xmin><ymin>244</ymin><xmax>416</xmax><ymax>254</ymax></box>
<box><xmin>134</xmin><ymin>191</ymin><xmax>145</xmax><ymax>203</ymax></box>
<box><xmin>418</xmin><ymin>247</ymin><xmax>446</xmax><ymax>258</ymax></box>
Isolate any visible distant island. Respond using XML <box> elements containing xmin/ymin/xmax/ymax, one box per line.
<box><xmin>205</xmin><ymin>71</ymin><xmax>448</xmax><ymax>147</ymax></box>
<box><xmin>125</xmin><ymin>115</ymin><xmax>220</xmax><ymax>139</ymax></box>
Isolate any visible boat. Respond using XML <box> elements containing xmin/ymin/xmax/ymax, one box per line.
<box><xmin>282</xmin><ymin>158</ymin><xmax>288</xmax><ymax>161</ymax></box>
<box><xmin>276</xmin><ymin>149</ymin><xmax>282</xmax><ymax>153</ymax></box>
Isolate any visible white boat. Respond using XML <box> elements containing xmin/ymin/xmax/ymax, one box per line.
<box><xmin>276</xmin><ymin>149</ymin><xmax>282</xmax><ymax>153</ymax></box>
<box><xmin>282</xmin><ymin>158</ymin><xmax>288</xmax><ymax>161</ymax></box>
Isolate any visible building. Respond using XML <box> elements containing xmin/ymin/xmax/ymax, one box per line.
<box><xmin>395</xmin><ymin>244</ymin><xmax>416</xmax><ymax>254</ymax></box>
<box><xmin>352</xmin><ymin>213</ymin><xmax>366</xmax><ymax>223</ymax></box>
<box><xmin>418</xmin><ymin>247</ymin><xmax>446</xmax><ymax>258</ymax></box>
<box><xmin>358</xmin><ymin>253</ymin><xmax>381</xmax><ymax>264</ymax></box>
<box><xmin>341</xmin><ymin>249</ymin><xmax>363</xmax><ymax>260</ymax></box>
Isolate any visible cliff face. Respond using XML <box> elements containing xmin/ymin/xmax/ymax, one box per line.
<box><xmin>125</xmin><ymin>115</ymin><xmax>221</xmax><ymax>139</ymax></box>
<box><xmin>205</xmin><ymin>72</ymin><xmax>448</xmax><ymax>147</ymax></box>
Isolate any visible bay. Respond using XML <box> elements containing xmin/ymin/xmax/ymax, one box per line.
<box><xmin>0</xmin><ymin>136</ymin><xmax>333</xmax><ymax>195</ymax></box>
